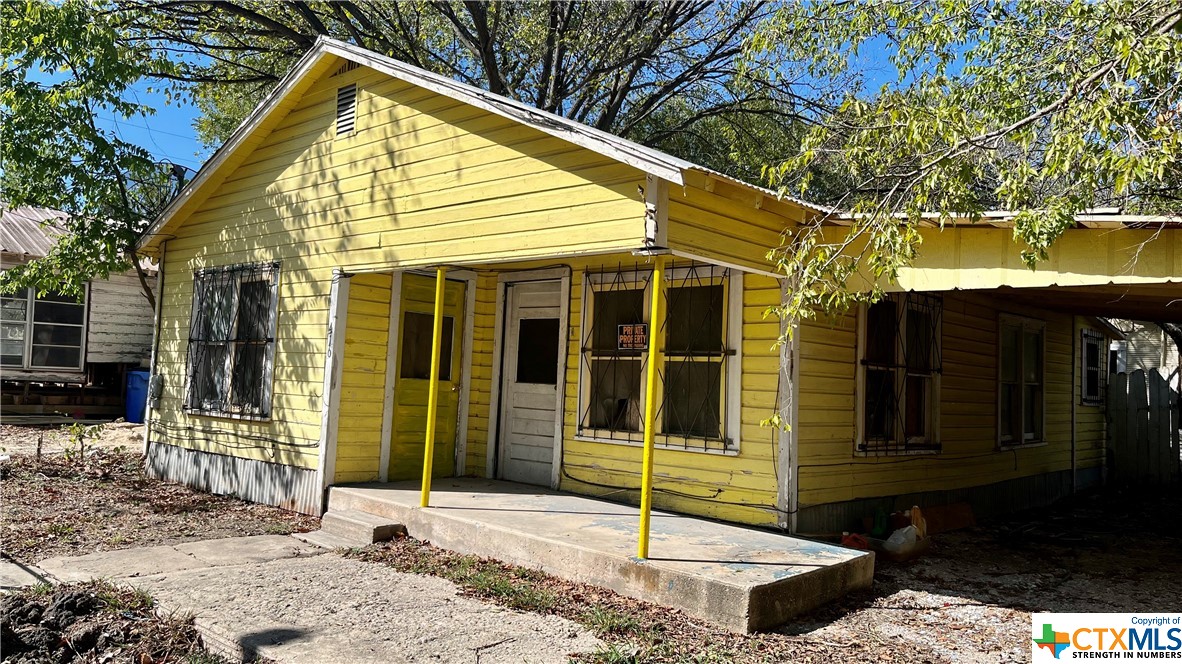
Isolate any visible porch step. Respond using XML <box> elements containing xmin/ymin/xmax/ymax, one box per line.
<box><xmin>320</xmin><ymin>509</ymin><xmax>405</xmax><ymax>545</ymax></box>
<box><xmin>290</xmin><ymin>530</ymin><xmax>360</xmax><ymax>551</ymax></box>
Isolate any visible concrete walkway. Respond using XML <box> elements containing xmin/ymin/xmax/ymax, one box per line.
<box><xmin>32</xmin><ymin>535</ymin><xmax>601</xmax><ymax>663</ymax></box>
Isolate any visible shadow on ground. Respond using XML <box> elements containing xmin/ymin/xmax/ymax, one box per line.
<box><xmin>780</xmin><ymin>489</ymin><xmax>1182</xmax><ymax>661</ymax></box>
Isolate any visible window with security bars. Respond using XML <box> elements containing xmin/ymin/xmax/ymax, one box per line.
<box><xmin>1</xmin><ymin>286</ymin><xmax>87</xmax><ymax>370</ymax></box>
<box><xmin>185</xmin><ymin>262</ymin><xmax>280</xmax><ymax>418</ymax></box>
<box><xmin>858</xmin><ymin>293</ymin><xmax>943</xmax><ymax>454</ymax></box>
<box><xmin>578</xmin><ymin>263</ymin><xmax>733</xmax><ymax>451</ymax></box>
<box><xmin>999</xmin><ymin>315</ymin><xmax>1044</xmax><ymax>446</ymax></box>
<box><xmin>1080</xmin><ymin>328</ymin><xmax>1106</xmax><ymax>406</ymax></box>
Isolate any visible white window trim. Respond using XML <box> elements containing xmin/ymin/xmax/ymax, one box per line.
<box><xmin>574</xmin><ymin>266</ymin><xmax>741</xmax><ymax>452</ymax></box>
<box><xmin>0</xmin><ymin>284</ymin><xmax>89</xmax><ymax>372</ymax></box>
<box><xmin>854</xmin><ymin>295</ymin><xmax>943</xmax><ymax>457</ymax></box>
<box><xmin>997</xmin><ymin>313</ymin><xmax>1047</xmax><ymax>450</ymax></box>
<box><xmin>183</xmin><ymin>264</ymin><xmax>280</xmax><ymax>421</ymax></box>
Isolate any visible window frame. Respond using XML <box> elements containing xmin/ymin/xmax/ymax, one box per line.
<box><xmin>0</xmin><ymin>284</ymin><xmax>89</xmax><ymax>372</ymax></box>
<box><xmin>997</xmin><ymin>313</ymin><xmax>1046</xmax><ymax>449</ymax></box>
<box><xmin>1079</xmin><ymin>328</ymin><xmax>1106</xmax><ymax>406</ymax></box>
<box><xmin>575</xmin><ymin>267</ymin><xmax>741</xmax><ymax>454</ymax></box>
<box><xmin>183</xmin><ymin>262</ymin><xmax>280</xmax><ymax>421</ymax></box>
<box><xmin>854</xmin><ymin>293</ymin><xmax>943</xmax><ymax>456</ymax></box>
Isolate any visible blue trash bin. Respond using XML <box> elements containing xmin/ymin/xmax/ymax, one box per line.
<box><xmin>125</xmin><ymin>369</ymin><xmax>151</xmax><ymax>423</ymax></box>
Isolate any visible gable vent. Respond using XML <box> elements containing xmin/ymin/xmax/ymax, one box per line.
<box><xmin>332</xmin><ymin>61</ymin><xmax>361</xmax><ymax>77</ymax></box>
<box><xmin>336</xmin><ymin>84</ymin><xmax>357</xmax><ymax>136</ymax></box>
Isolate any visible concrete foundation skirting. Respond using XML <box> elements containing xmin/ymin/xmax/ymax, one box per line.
<box><xmin>797</xmin><ymin>469</ymin><xmax>1078</xmax><ymax>534</ymax></box>
<box><xmin>145</xmin><ymin>442</ymin><xmax>321</xmax><ymax>515</ymax></box>
<box><xmin>329</xmin><ymin>485</ymin><xmax>874</xmax><ymax>633</ymax></box>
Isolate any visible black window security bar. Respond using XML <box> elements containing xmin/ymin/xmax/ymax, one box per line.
<box><xmin>185</xmin><ymin>262</ymin><xmax>280</xmax><ymax>418</ymax></box>
<box><xmin>860</xmin><ymin>292</ymin><xmax>943</xmax><ymax>454</ymax></box>
<box><xmin>578</xmin><ymin>261</ymin><xmax>733</xmax><ymax>452</ymax></box>
<box><xmin>1081</xmin><ymin>328</ymin><xmax>1107</xmax><ymax>406</ymax></box>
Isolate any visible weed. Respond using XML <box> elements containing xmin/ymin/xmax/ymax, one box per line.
<box><xmin>61</xmin><ymin>422</ymin><xmax>103</xmax><ymax>462</ymax></box>
<box><xmin>26</xmin><ymin>582</ymin><xmax>54</xmax><ymax>597</ymax></box>
<box><xmin>583</xmin><ymin>606</ymin><xmax>641</xmax><ymax>637</ymax></box>
<box><xmin>47</xmin><ymin>523</ymin><xmax>75</xmax><ymax>537</ymax></box>
<box><xmin>96</xmin><ymin>583</ymin><xmax>155</xmax><ymax>613</ymax></box>
<box><xmin>585</xmin><ymin>642</ymin><xmax>643</xmax><ymax>664</ymax></box>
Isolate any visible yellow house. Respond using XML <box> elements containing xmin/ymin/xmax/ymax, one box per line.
<box><xmin>137</xmin><ymin>38</ymin><xmax>1182</xmax><ymax>535</ymax></box>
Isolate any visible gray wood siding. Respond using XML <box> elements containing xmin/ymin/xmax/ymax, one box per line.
<box><xmin>86</xmin><ymin>272</ymin><xmax>155</xmax><ymax>364</ymax></box>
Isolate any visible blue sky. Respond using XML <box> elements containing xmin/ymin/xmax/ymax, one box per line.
<box><xmin>98</xmin><ymin>80</ymin><xmax>209</xmax><ymax>173</ymax></box>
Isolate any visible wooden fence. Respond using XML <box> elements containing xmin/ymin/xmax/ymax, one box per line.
<box><xmin>1105</xmin><ymin>369</ymin><xmax>1181</xmax><ymax>487</ymax></box>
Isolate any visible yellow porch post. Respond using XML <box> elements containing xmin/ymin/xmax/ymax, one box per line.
<box><xmin>638</xmin><ymin>255</ymin><xmax>666</xmax><ymax>559</ymax></box>
<box><xmin>419</xmin><ymin>266</ymin><xmax>448</xmax><ymax>508</ymax></box>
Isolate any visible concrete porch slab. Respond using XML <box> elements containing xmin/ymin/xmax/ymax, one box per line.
<box><xmin>330</xmin><ymin>479</ymin><xmax>874</xmax><ymax>633</ymax></box>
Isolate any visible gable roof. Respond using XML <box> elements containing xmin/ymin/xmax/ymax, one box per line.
<box><xmin>139</xmin><ymin>37</ymin><xmax>827</xmax><ymax>250</ymax></box>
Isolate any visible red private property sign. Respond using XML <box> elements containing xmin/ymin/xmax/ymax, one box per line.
<box><xmin>617</xmin><ymin>323</ymin><xmax>648</xmax><ymax>350</ymax></box>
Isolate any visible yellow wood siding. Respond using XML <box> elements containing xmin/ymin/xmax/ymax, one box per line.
<box><xmin>150</xmin><ymin>59</ymin><xmax>648</xmax><ymax>470</ymax></box>
<box><xmin>334</xmin><ymin>273</ymin><xmax>392</xmax><ymax>483</ymax></box>
<box><xmin>666</xmin><ymin>173</ymin><xmax>807</xmax><ymax>273</ymax></box>
<box><xmin>795</xmin><ymin>291</ymin><xmax>1103</xmax><ymax>508</ymax></box>
<box><xmin>819</xmin><ymin>226</ymin><xmax>1182</xmax><ymax>292</ymax></box>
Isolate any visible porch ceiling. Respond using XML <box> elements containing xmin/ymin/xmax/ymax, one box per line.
<box><xmin>991</xmin><ymin>283</ymin><xmax>1182</xmax><ymax>321</ymax></box>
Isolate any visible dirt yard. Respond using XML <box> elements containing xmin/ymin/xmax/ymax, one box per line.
<box><xmin>0</xmin><ymin>423</ymin><xmax>318</xmax><ymax>563</ymax></box>
<box><xmin>353</xmin><ymin>490</ymin><xmax>1182</xmax><ymax>663</ymax></box>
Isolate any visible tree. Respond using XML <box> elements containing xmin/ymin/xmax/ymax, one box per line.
<box><xmin>0</xmin><ymin>0</ymin><xmax>185</xmax><ymax>308</ymax></box>
<box><xmin>750</xmin><ymin>0</ymin><xmax>1182</xmax><ymax>323</ymax></box>
<box><xmin>115</xmin><ymin>0</ymin><xmax>813</xmax><ymax>176</ymax></box>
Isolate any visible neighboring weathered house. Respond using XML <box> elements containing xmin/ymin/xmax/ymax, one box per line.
<box><xmin>1</xmin><ymin>205</ymin><xmax>156</xmax><ymax>415</ymax></box>
<box><xmin>1108</xmin><ymin>319</ymin><xmax>1181</xmax><ymax>390</ymax></box>
<box><xmin>135</xmin><ymin>38</ymin><xmax>1181</xmax><ymax>533</ymax></box>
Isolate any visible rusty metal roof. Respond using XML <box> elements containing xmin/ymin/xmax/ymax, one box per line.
<box><xmin>1</xmin><ymin>205</ymin><xmax>68</xmax><ymax>258</ymax></box>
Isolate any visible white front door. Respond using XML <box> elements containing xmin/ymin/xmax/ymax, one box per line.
<box><xmin>499</xmin><ymin>280</ymin><xmax>563</xmax><ymax>486</ymax></box>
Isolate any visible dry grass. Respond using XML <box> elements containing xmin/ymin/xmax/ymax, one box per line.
<box><xmin>348</xmin><ymin>538</ymin><xmax>923</xmax><ymax>664</ymax></box>
<box><xmin>0</xmin><ymin>446</ymin><xmax>318</xmax><ymax>563</ymax></box>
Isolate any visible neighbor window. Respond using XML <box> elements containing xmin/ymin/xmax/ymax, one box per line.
<box><xmin>578</xmin><ymin>265</ymin><xmax>734</xmax><ymax>451</ymax></box>
<box><xmin>999</xmin><ymin>315</ymin><xmax>1044</xmax><ymax>446</ymax></box>
<box><xmin>185</xmin><ymin>262</ymin><xmax>280</xmax><ymax>418</ymax></box>
<box><xmin>0</xmin><ymin>286</ymin><xmax>87</xmax><ymax>370</ymax></box>
<box><xmin>858</xmin><ymin>293</ymin><xmax>943</xmax><ymax>454</ymax></box>
<box><xmin>1080</xmin><ymin>329</ymin><xmax>1106</xmax><ymax>406</ymax></box>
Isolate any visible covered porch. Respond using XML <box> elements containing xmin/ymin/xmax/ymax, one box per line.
<box><xmin>308</xmin><ymin>477</ymin><xmax>873</xmax><ymax>633</ymax></box>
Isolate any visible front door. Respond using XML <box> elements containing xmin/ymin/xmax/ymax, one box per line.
<box><xmin>388</xmin><ymin>273</ymin><xmax>465</xmax><ymax>481</ymax></box>
<box><xmin>498</xmin><ymin>280</ymin><xmax>563</xmax><ymax>486</ymax></box>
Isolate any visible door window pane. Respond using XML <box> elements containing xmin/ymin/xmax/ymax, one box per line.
<box><xmin>400</xmin><ymin>312</ymin><xmax>454</xmax><ymax>380</ymax></box>
<box><xmin>516</xmin><ymin>318</ymin><xmax>560</xmax><ymax>385</ymax></box>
